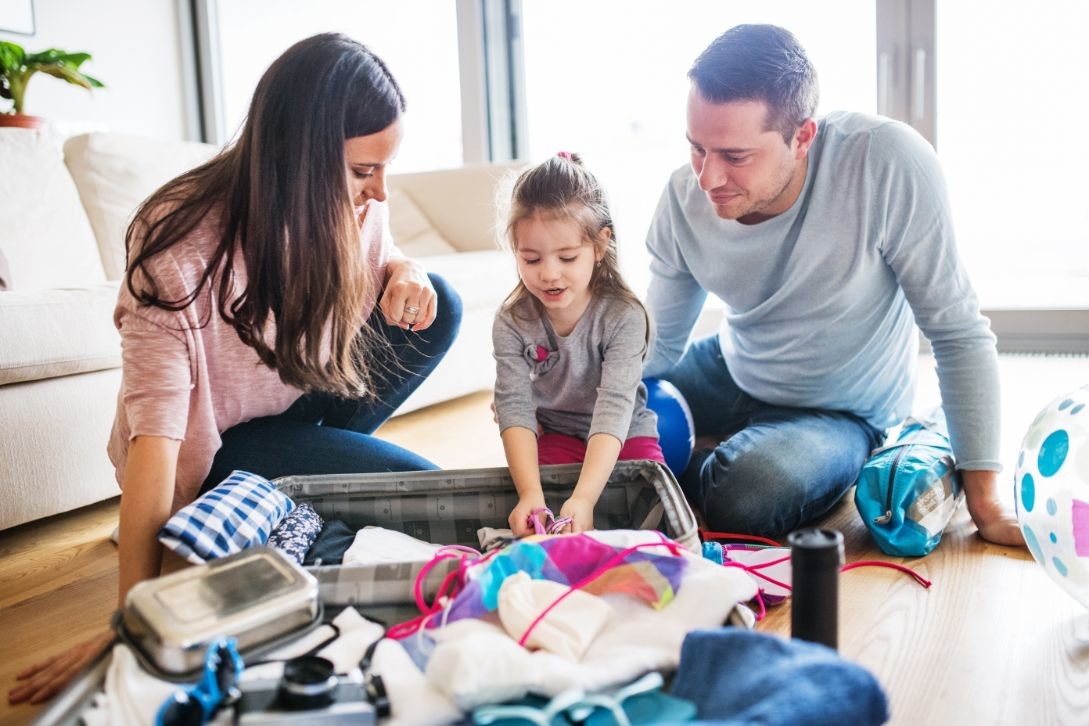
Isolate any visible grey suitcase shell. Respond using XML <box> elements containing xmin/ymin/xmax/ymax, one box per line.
<box><xmin>33</xmin><ymin>460</ymin><xmax>697</xmax><ymax>724</ymax></box>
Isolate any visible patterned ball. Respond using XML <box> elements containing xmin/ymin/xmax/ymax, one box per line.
<box><xmin>1014</xmin><ymin>384</ymin><xmax>1089</xmax><ymax>610</ymax></box>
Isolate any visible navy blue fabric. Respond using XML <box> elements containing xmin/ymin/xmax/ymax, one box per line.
<box><xmin>303</xmin><ymin>520</ymin><xmax>357</xmax><ymax>566</ymax></box>
<box><xmin>663</xmin><ymin>336</ymin><xmax>884</xmax><ymax>536</ymax></box>
<box><xmin>200</xmin><ymin>273</ymin><xmax>461</xmax><ymax>492</ymax></box>
<box><xmin>669</xmin><ymin>629</ymin><xmax>888</xmax><ymax>725</ymax></box>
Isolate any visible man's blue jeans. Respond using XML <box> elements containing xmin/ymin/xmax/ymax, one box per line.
<box><xmin>200</xmin><ymin>273</ymin><xmax>461</xmax><ymax>492</ymax></box>
<box><xmin>661</xmin><ymin>336</ymin><xmax>884</xmax><ymax>537</ymax></box>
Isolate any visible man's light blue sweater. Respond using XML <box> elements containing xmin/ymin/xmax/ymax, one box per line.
<box><xmin>644</xmin><ymin>111</ymin><xmax>1001</xmax><ymax>471</ymax></box>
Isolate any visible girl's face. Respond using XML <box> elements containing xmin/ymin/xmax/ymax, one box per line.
<box><xmin>344</xmin><ymin>118</ymin><xmax>404</xmax><ymax>209</ymax></box>
<box><xmin>513</xmin><ymin>212</ymin><xmax>607</xmax><ymax>327</ymax></box>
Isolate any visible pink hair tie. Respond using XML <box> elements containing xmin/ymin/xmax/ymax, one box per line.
<box><xmin>556</xmin><ymin>151</ymin><xmax>573</xmax><ymax>160</ymax></box>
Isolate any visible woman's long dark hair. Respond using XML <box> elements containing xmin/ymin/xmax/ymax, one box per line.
<box><xmin>125</xmin><ymin>33</ymin><xmax>405</xmax><ymax>398</ymax></box>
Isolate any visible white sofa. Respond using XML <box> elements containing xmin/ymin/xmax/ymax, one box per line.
<box><xmin>0</xmin><ymin>128</ymin><xmax>518</xmax><ymax>531</ymax></box>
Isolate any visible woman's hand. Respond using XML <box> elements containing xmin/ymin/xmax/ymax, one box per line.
<box><xmin>381</xmin><ymin>258</ymin><xmax>436</xmax><ymax>331</ymax></box>
<box><xmin>559</xmin><ymin>495</ymin><xmax>595</xmax><ymax>533</ymax></box>
<box><xmin>8</xmin><ymin>630</ymin><xmax>114</xmax><ymax>705</ymax></box>
<box><xmin>509</xmin><ymin>494</ymin><xmax>547</xmax><ymax>537</ymax></box>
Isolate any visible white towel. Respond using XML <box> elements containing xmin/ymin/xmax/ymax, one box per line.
<box><xmin>342</xmin><ymin>526</ymin><xmax>443</xmax><ymax>566</ymax></box>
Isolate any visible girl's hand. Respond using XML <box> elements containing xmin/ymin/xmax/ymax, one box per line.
<box><xmin>8</xmin><ymin>630</ymin><xmax>114</xmax><ymax>704</ymax></box>
<box><xmin>509</xmin><ymin>494</ymin><xmax>546</xmax><ymax>537</ymax></box>
<box><xmin>559</xmin><ymin>495</ymin><xmax>595</xmax><ymax>533</ymax></box>
<box><xmin>381</xmin><ymin>258</ymin><xmax>436</xmax><ymax>331</ymax></box>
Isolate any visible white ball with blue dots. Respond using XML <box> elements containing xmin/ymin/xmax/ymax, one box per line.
<box><xmin>1014</xmin><ymin>384</ymin><xmax>1089</xmax><ymax>610</ymax></box>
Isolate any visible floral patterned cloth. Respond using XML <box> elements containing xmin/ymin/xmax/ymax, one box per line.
<box><xmin>267</xmin><ymin>502</ymin><xmax>324</xmax><ymax>564</ymax></box>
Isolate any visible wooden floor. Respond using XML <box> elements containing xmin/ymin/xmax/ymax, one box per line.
<box><xmin>2</xmin><ymin>355</ymin><xmax>1088</xmax><ymax>725</ymax></box>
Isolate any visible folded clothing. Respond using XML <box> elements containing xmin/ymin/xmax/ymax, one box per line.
<box><xmin>158</xmin><ymin>470</ymin><xmax>294</xmax><ymax>564</ymax></box>
<box><xmin>669</xmin><ymin>629</ymin><xmax>888</xmax><ymax>725</ymax></box>
<box><xmin>477</xmin><ymin>526</ymin><xmax>514</xmax><ymax>553</ymax></box>
<box><xmin>303</xmin><ymin>519</ymin><xmax>357</xmax><ymax>566</ymax></box>
<box><xmin>343</xmin><ymin>526</ymin><xmax>443</xmax><ymax>566</ymax></box>
<box><xmin>267</xmin><ymin>502</ymin><xmax>324</xmax><ymax>564</ymax></box>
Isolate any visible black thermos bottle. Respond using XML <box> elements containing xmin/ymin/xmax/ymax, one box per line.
<box><xmin>787</xmin><ymin>527</ymin><xmax>844</xmax><ymax>649</ymax></box>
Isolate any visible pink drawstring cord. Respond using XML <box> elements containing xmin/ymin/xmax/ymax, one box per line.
<box><xmin>387</xmin><ymin>544</ymin><xmax>484</xmax><ymax>640</ymax></box>
<box><xmin>720</xmin><ymin>560</ymin><xmax>793</xmax><ymax>594</ymax></box>
<box><xmin>700</xmin><ymin>529</ymin><xmax>783</xmax><ymax>547</ymax></box>
<box><xmin>529</xmin><ymin>507</ymin><xmax>573</xmax><ymax>535</ymax></box>
<box><xmin>841</xmin><ymin>560</ymin><xmax>932</xmax><ymax>588</ymax></box>
<box><xmin>516</xmin><ymin>533</ymin><xmax>684</xmax><ymax>647</ymax></box>
<box><xmin>753</xmin><ymin>589</ymin><xmax>767</xmax><ymax>620</ymax></box>
<box><xmin>714</xmin><ymin>551</ymin><xmax>931</xmax><ymax>623</ymax></box>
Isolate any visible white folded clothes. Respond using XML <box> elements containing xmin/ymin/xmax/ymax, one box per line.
<box><xmin>342</xmin><ymin>526</ymin><xmax>444</xmax><ymax>566</ymax></box>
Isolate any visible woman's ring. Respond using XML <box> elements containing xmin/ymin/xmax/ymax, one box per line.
<box><xmin>404</xmin><ymin>305</ymin><xmax>420</xmax><ymax>315</ymax></box>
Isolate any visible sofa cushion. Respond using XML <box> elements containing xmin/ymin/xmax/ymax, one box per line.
<box><xmin>387</xmin><ymin>188</ymin><xmax>459</xmax><ymax>258</ymax></box>
<box><xmin>386</xmin><ymin>162</ymin><xmax>523</xmax><ymax>253</ymax></box>
<box><xmin>0</xmin><ymin>367</ymin><xmax>123</xmax><ymax>530</ymax></box>
<box><xmin>424</xmin><ymin>249</ymin><xmax>512</xmax><ymax>313</ymax></box>
<box><xmin>0</xmin><ymin>282</ymin><xmax>122</xmax><ymax>385</ymax></box>
<box><xmin>0</xmin><ymin>129</ymin><xmax>106</xmax><ymax>291</ymax></box>
<box><xmin>64</xmin><ymin>133</ymin><xmax>219</xmax><ymax>280</ymax></box>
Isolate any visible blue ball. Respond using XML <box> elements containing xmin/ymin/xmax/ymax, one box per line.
<box><xmin>643</xmin><ymin>377</ymin><xmax>695</xmax><ymax>476</ymax></box>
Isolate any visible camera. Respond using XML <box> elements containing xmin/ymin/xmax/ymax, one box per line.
<box><xmin>234</xmin><ymin>656</ymin><xmax>381</xmax><ymax>725</ymax></box>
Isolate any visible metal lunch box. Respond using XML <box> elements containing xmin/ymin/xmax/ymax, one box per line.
<box><xmin>119</xmin><ymin>547</ymin><xmax>321</xmax><ymax>679</ymax></box>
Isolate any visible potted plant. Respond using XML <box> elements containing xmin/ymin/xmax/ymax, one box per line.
<box><xmin>0</xmin><ymin>40</ymin><xmax>103</xmax><ymax>129</ymax></box>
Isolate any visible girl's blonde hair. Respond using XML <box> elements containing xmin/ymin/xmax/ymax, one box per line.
<box><xmin>501</xmin><ymin>153</ymin><xmax>650</xmax><ymax>347</ymax></box>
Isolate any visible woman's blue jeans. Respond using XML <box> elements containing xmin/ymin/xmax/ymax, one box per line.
<box><xmin>661</xmin><ymin>336</ymin><xmax>884</xmax><ymax>537</ymax></box>
<box><xmin>200</xmin><ymin>273</ymin><xmax>462</xmax><ymax>492</ymax></box>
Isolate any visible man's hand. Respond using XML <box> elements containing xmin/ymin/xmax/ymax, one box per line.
<box><xmin>381</xmin><ymin>258</ymin><xmax>436</xmax><ymax>331</ymax></box>
<box><xmin>962</xmin><ymin>469</ymin><xmax>1025</xmax><ymax>547</ymax></box>
<box><xmin>9</xmin><ymin>630</ymin><xmax>114</xmax><ymax>705</ymax></box>
<box><xmin>559</xmin><ymin>495</ymin><xmax>596</xmax><ymax>534</ymax></box>
<box><xmin>509</xmin><ymin>494</ymin><xmax>547</xmax><ymax>537</ymax></box>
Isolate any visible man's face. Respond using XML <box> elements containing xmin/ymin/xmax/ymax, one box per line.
<box><xmin>686</xmin><ymin>87</ymin><xmax>812</xmax><ymax>224</ymax></box>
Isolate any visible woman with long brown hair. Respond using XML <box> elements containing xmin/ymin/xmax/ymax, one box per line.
<box><xmin>9</xmin><ymin>32</ymin><xmax>460</xmax><ymax>704</ymax></box>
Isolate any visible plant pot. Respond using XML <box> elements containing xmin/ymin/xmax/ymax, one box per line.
<box><xmin>0</xmin><ymin>114</ymin><xmax>46</xmax><ymax>130</ymax></box>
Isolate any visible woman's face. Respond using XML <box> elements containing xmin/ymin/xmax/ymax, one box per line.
<box><xmin>345</xmin><ymin>118</ymin><xmax>404</xmax><ymax>208</ymax></box>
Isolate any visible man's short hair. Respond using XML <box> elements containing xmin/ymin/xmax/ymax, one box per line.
<box><xmin>688</xmin><ymin>24</ymin><xmax>819</xmax><ymax>142</ymax></box>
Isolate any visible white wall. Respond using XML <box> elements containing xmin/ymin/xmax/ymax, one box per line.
<box><xmin>0</xmin><ymin>0</ymin><xmax>190</xmax><ymax>140</ymax></box>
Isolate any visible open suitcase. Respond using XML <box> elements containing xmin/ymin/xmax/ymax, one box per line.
<box><xmin>34</xmin><ymin>460</ymin><xmax>702</xmax><ymax>724</ymax></box>
<box><xmin>283</xmin><ymin>461</ymin><xmax>700</xmax><ymax>618</ymax></box>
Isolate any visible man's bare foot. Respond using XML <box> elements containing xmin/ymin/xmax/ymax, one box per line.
<box><xmin>962</xmin><ymin>469</ymin><xmax>1025</xmax><ymax>547</ymax></box>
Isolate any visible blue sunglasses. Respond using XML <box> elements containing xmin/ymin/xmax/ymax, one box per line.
<box><xmin>155</xmin><ymin>637</ymin><xmax>244</xmax><ymax>726</ymax></box>
<box><xmin>473</xmin><ymin>672</ymin><xmax>696</xmax><ymax>726</ymax></box>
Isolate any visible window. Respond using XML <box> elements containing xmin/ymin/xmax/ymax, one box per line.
<box><xmin>207</xmin><ymin>0</ymin><xmax>464</xmax><ymax>173</ymax></box>
<box><xmin>935</xmin><ymin>0</ymin><xmax>1089</xmax><ymax>309</ymax></box>
<box><xmin>520</xmin><ymin>0</ymin><xmax>876</xmax><ymax>294</ymax></box>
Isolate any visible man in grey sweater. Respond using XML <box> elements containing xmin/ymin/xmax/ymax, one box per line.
<box><xmin>644</xmin><ymin>23</ymin><xmax>1022</xmax><ymax>545</ymax></box>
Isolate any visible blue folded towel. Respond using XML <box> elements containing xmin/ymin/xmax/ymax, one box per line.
<box><xmin>669</xmin><ymin>629</ymin><xmax>888</xmax><ymax>725</ymax></box>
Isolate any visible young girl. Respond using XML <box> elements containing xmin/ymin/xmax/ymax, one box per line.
<box><xmin>493</xmin><ymin>153</ymin><xmax>664</xmax><ymax>536</ymax></box>
<box><xmin>10</xmin><ymin>33</ymin><xmax>460</xmax><ymax>705</ymax></box>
